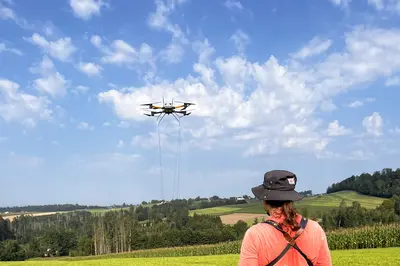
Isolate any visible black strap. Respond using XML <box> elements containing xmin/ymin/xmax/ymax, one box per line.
<box><xmin>264</xmin><ymin>217</ymin><xmax>313</xmax><ymax>266</ymax></box>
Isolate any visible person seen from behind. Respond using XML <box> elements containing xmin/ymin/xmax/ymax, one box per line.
<box><xmin>238</xmin><ymin>170</ymin><xmax>332</xmax><ymax>266</ymax></box>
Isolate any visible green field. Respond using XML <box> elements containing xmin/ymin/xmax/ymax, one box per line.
<box><xmin>190</xmin><ymin>191</ymin><xmax>386</xmax><ymax>218</ymax></box>
<box><xmin>2</xmin><ymin>248</ymin><xmax>399</xmax><ymax>265</ymax></box>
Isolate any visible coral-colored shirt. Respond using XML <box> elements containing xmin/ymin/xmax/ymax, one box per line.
<box><xmin>238</xmin><ymin>214</ymin><xmax>332</xmax><ymax>266</ymax></box>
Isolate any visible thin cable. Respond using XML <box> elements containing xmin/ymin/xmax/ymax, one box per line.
<box><xmin>157</xmin><ymin>115</ymin><xmax>164</xmax><ymax>201</ymax></box>
<box><xmin>172</xmin><ymin>113</ymin><xmax>181</xmax><ymax>200</ymax></box>
<box><xmin>176</xmin><ymin>118</ymin><xmax>181</xmax><ymax>199</ymax></box>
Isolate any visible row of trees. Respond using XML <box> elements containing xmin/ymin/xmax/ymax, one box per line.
<box><xmin>0</xmin><ymin>199</ymin><xmax>249</xmax><ymax>261</ymax></box>
<box><xmin>321</xmin><ymin>196</ymin><xmax>400</xmax><ymax>230</ymax></box>
<box><xmin>0</xmin><ymin>204</ymin><xmax>107</xmax><ymax>213</ymax></box>
<box><xmin>327</xmin><ymin>168</ymin><xmax>400</xmax><ymax>197</ymax></box>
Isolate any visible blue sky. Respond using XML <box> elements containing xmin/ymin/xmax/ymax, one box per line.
<box><xmin>1</xmin><ymin>0</ymin><xmax>400</xmax><ymax>206</ymax></box>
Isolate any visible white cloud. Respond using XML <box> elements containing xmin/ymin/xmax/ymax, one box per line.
<box><xmin>348</xmin><ymin>97</ymin><xmax>375</xmax><ymax>108</ymax></box>
<box><xmin>117</xmin><ymin>140</ymin><xmax>124</xmax><ymax>148</ymax></box>
<box><xmin>0</xmin><ymin>3</ymin><xmax>31</xmax><ymax>29</ymax></box>
<box><xmin>385</xmin><ymin>76</ymin><xmax>400</xmax><ymax>86</ymax></box>
<box><xmin>77</xmin><ymin>62</ymin><xmax>103</xmax><ymax>76</ymax></box>
<box><xmin>329</xmin><ymin>0</ymin><xmax>352</xmax><ymax>8</ymax></box>
<box><xmin>30</xmin><ymin>56</ymin><xmax>69</xmax><ymax>97</ymax></box>
<box><xmin>326</xmin><ymin>120</ymin><xmax>352</xmax><ymax>136</ymax></box>
<box><xmin>147</xmin><ymin>0</ymin><xmax>188</xmax><ymax>64</ymax></box>
<box><xmin>224</xmin><ymin>0</ymin><xmax>243</xmax><ymax>10</ymax></box>
<box><xmin>72</xmin><ymin>85</ymin><xmax>89</xmax><ymax>94</ymax></box>
<box><xmin>363</xmin><ymin>112</ymin><xmax>383</xmax><ymax>136</ymax></box>
<box><xmin>160</xmin><ymin>41</ymin><xmax>184</xmax><ymax>64</ymax></box>
<box><xmin>90</xmin><ymin>35</ymin><xmax>154</xmax><ymax>67</ymax></box>
<box><xmin>348</xmin><ymin>100</ymin><xmax>363</xmax><ymax>108</ymax></box>
<box><xmin>0</xmin><ymin>42</ymin><xmax>22</xmax><ymax>55</ymax></box>
<box><xmin>26</xmin><ymin>33</ymin><xmax>76</xmax><ymax>62</ymax></box>
<box><xmin>192</xmin><ymin>38</ymin><xmax>215</xmax><ymax>64</ymax></box>
<box><xmin>320</xmin><ymin>100</ymin><xmax>337</xmax><ymax>112</ymax></box>
<box><xmin>69</xmin><ymin>0</ymin><xmax>107</xmax><ymax>20</ymax></box>
<box><xmin>0</xmin><ymin>78</ymin><xmax>52</xmax><ymax>127</ymax></box>
<box><xmin>77</xmin><ymin>121</ymin><xmax>94</xmax><ymax>130</ymax></box>
<box><xmin>230</xmin><ymin>29</ymin><xmax>250</xmax><ymax>55</ymax></box>
<box><xmin>292</xmin><ymin>36</ymin><xmax>332</xmax><ymax>60</ymax></box>
<box><xmin>99</xmin><ymin>26</ymin><xmax>400</xmax><ymax>157</ymax></box>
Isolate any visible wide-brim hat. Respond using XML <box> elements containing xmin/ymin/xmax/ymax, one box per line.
<box><xmin>251</xmin><ymin>170</ymin><xmax>303</xmax><ymax>201</ymax></box>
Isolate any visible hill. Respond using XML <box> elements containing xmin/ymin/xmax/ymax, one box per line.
<box><xmin>327</xmin><ymin>168</ymin><xmax>400</xmax><ymax>198</ymax></box>
<box><xmin>189</xmin><ymin>191</ymin><xmax>386</xmax><ymax>223</ymax></box>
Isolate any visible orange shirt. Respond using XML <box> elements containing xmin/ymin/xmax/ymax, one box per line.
<box><xmin>238</xmin><ymin>214</ymin><xmax>332</xmax><ymax>266</ymax></box>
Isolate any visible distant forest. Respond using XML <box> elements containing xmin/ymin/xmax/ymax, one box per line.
<box><xmin>0</xmin><ymin>204</ymin><xmax>108</xmax><ymax>213</ymax></box>
<box><xmin>327</xmin><ymin>168</ymin><xmax>400</xmax><ymax>198</ymax></box>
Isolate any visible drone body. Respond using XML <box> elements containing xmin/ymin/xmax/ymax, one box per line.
<box><xmin>140</xmin><ymin>98</ymin><xmax>195</xmax><ymax>122</ymax></box>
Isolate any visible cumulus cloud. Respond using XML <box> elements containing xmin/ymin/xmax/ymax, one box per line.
<box><xmin>326</xmin><ymin>120</ymin><xmax>352</xmax><ymax>136</ymax></box>
<box><xmin>69</xmin><ymin>0</ymin><xmax>107</xmax><ymax>20</ymax></box>
<box><xmin>90</xmin><ymin>35</ymin><xmax>154</xmax><ymax>68</ymax></box>
<box><xmin>97</xmin><ymin>25</ymin><xmax>400</xmax><ymax>158</ymax></box>
<box><xmin>0</xmin><ymin>79</ymin><xmax>52</xmax><ymax>127</ymax></box>
<box><xmin>147</xmin><ymin>0</ymin><xmax>188</xmax><ymax>64</ymax></box>
<box><xmin>292</xmin><ymin>36</ymin><xmax>332</xmax><ymax>60</ymax></box>
<box><xmin>77</xmin><ymin>62</ymin><xmax>103</xmax><ymax>76</ymax></box>
<box><xmin>25</xmin><ymin>33</ymin><xmax>76</xmax><ymax>62</ymax></box>
<box><xmin>224</xmin><ymin>0</ymin><xmax>243</xmax><ymax>10</ymax></box>
<box><xmin>30</xmin><ymin>56</ymin><xmax>69</xmax><ymax>97</ymax></box>
<box><xmin>230</xmin><ymin>29</ymin><xmax>250</xmax><ymax>55</ymax></box>
<box><xmin>77</xmin><ymin>121</ymin><xmax>94</xmax><ymax>131</ymax></box>
<box><xmin>363</xmin><ymin>112</ymin><xmax>383</xmax><ymax>136</ymax></box>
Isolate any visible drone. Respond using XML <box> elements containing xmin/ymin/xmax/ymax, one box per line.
<box><xmin>140</xmin><ymin>98</ymin><xmax>195</xmax><ymax>123</ymax></box>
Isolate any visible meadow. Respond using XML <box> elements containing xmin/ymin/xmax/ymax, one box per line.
<box><xmin>2</xmin><ymin>248</ymin><xmax>400</xmax><ymax>265</ymax></box>
<box><xmin>189</xmin><ymin>191</ymin><xmax>386</xmax><ymax>218</ymax></box>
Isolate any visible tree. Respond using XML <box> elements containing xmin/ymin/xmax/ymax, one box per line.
<box><xmin>0</xmin><ymin>240</ymin><xmax>25</xmax><ymax>261</ymax></box>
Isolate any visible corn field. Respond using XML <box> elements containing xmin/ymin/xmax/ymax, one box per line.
<box><xmin>326</xmin><ymin>223</ymin><xmax>400</xmax><ymax>250</ymax></box>
<box><xmin>31</xmin><ymin>223</ymin><xmax>400</xmax><ymax>261</ymax></box>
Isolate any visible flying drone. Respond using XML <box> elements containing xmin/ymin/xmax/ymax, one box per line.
<box><xmin>140</xmin><ymin>98</ymin><xmax>196</xmax><ymax>201</ymax></box>
<box><xmin>140</xmin><ymin>98</ymin><xmax>195</xmax><ymax>123</ymax></box>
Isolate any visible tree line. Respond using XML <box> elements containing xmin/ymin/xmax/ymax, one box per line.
<box><xmin>326</xmin><ymin>168</ymin><xmax>400</xmax><ymax>198</ymax></box>
<box><xmin>0</xmin><ymin>199</ymin><xmax>249</xmax><ymax>261</ymax></box>
<box><xmin>0</xmin><ymin>204</ymin><xmax>107</xmax><ymax>213</ymax></box>
<box><xmin>321</xmin><ymin>196</ymin><xmax>400</xmax><ymax>230</ymax></box>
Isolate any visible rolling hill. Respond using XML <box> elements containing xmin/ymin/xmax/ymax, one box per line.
<box><xmin>189</xmin><ymin>191</ymin><xmax>386</xmax><ymax>224</ymax></box>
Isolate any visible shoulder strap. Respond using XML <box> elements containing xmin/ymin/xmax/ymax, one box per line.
<box><xmin>264</xmin><ymin>217</ymin><xmax>313</xmax><ymax>266</ymax></box>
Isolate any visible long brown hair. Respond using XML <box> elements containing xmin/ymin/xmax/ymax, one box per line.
<box><xmin>265</xmin><ymin>200</ymin><xmax>300</xmax><ymax>231</ymax></box>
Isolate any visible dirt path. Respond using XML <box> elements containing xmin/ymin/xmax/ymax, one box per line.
<box><xmin>220</xmin><ymin>213</ymin><xmax>265</xmax><ymax>224</ymax></box>
<box><xmin>2</xmin><ymin>212</ymin><xmax>57</xmax><ymax>221</ymax></box>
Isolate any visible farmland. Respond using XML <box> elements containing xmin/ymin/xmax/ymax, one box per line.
<box><xmin>4</xmin><ymin>248</ymin><xmax>400</xmax><ymax>265</ymax></box>
<box><xmin>190</xmin><ymin>191</ymin><xmax>386</xmax><ymax>221</ymax></box>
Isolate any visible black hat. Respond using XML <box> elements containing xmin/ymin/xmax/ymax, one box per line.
<box><xmin>251</xmin><ymin>170</ymin><xmax>303</xmax><ymax>201</ymax></box>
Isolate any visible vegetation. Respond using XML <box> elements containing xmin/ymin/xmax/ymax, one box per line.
<box><xmin>327</xmin><ymin>168</ymin><xmax>400</xmax><ymax>198</ymax></box>
<box><xmin>0</xmin><ymin>204</ymin><xmax>108</xmax><ymax>214</ymax></box>
<box><xmin>1</xmin><ymin>248</ymin><xmax>399</xmax><ymax>265</ymax></box>
<box><xmin>190</xmin><ymin>191</ymin><xmax>386</xmax><ymax>218</ymax></box>
<box><xmin>1</xmin><ymin>167</ymin><xmax>399</xmax><ymax>262</ymax></box>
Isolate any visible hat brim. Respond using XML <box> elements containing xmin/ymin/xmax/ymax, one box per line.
<box><xmin>251</xmin><ymin>185</ymin><xmax>304</xmax><ymax>201</ymax></box>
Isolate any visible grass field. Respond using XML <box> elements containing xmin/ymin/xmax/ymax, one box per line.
<box><xmin>190</xmin><ymin>191</ymin><xmax>386</xmax><ymax>219</ymax></box>
<box><xmin>3</xmin><ymin>248</ymin><xmax>399</xmax><ymax>265</ymax></box>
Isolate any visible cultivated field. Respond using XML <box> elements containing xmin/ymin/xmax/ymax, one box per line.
<box><xmin>3</xmin><ymin>248</ymin><xmax>399</xmax><ymax>265</ymax></box>
<box><xmin>2</xmin><ymin>212</ymin><xmax>57</xmax><ymax>222</ymax></box>
<box><xmin>219</xmin><ymin>213</ymin><xmax>265</xmax><ymax>225</ymax></box>
<box><xmin>190</xmin><ymin>191</ymin><xmax>386</xmax><ymax>219</ymax></box>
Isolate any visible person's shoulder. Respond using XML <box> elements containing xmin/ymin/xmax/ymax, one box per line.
<box><xmin>303</xmin><ymin>218</ymin><xmax>327</xmax><ymax>236</ymax></box>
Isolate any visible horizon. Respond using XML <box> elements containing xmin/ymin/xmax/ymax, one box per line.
<box><xmin>1</xmin><ymin>0</ymin><xmax>400</xmax><ymax>207</ymax></box>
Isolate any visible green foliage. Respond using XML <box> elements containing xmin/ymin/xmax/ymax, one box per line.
<box><xmin>0</xmin><ymin>240</ymin><xmax>26</xmax><ymax>261</ymax></box>
<box><xmin>326</xmin><ymin>224</ymin><xmax>400</xmax><ymax>250</ymax></box>
<box><xmin>327</xmin><ymin>167</ymin><xmax>400</xmax><ymax>197</ymax></box>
